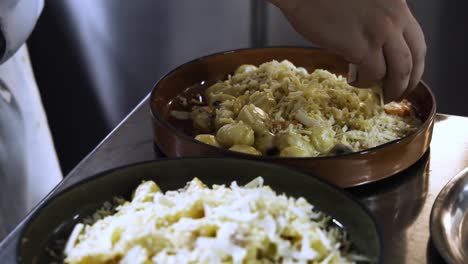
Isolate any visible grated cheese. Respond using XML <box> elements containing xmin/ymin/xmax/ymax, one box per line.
<box><xmin>189</xmin><ymin>60</ymin><xmax>421</xmax><ymax>157</ymax></box>
<box><xmin>63</xmin><ymin>178</ymin><xmax>363</xmax><ymax>264</ymax></box>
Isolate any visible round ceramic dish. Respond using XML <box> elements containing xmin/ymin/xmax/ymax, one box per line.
<box><xmin>17</xmin><ymin>158</ymin><xmax>381</xmax><ymax>263</ymax></box>
<box><xmin>150</xmin><ymin>47</ymin><xmax>436</xmax><ymax>188</ymax></box>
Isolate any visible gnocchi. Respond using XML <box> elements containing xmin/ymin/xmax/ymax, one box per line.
<box><xmin>215</xmin><ymin>121</ymin><xmax>255</xmax><ymax>148</ymax></box>
<box><xmin>64</xmin><ymin>177</ymin><xmax>362</xmax><ymax>263</ymax></box>
<box><xmin>236</xmin><ymin>104</ymin><xmax>270</xmax><ymax>134</ymax></box>
<box><xmin>181</xmin><ymin>60</ymin><xmax>420</xmax><ymax>157</ymax></box>
<box><xmin>229</xmin><ymin>145</ymin><xmax>261</xmax><ymax>155</ymax></box>
<box><xmin>194</xmin><ymin>134</ymin><xmax>221</xmax><ymax>147</ymax></box>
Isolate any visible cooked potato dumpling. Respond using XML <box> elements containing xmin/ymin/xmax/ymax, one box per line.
<box><xmin>254</xmin><ymin>131</ymin><xmax>276</xmax><ymax>154</ymax></box>
<box><xmin>132</xmin><ymin>181</ymin><xmax>161</xmax><ymax>202</ymax></box>
<box><xmin>195</xmin><ymin>134</ymin><xmax>221</xmax><ymax>147</ymax></box>
<box><xmin>229</xmin><ymin>145</ymin><xmax>261</xmax><ymax>155</ymax></box>
<box><xmin>277</xmin><ymin>131</ymin><xmax>318</xmax><ymax>156</ymax></box>
<box><xmin>236</xmin><ymin>104</ymin><xmax>270</xmax><ymax>134</ymax></box>
<box><xmin>185</xmin><ymin>60</ymin><xmax>421</xmax><ymax>157</ymax></box>
<box><xmin>64</xmin><ymin>177</ymin><xmax>357</xmax><ymax>263</ymax></box>
<box><xmin>214</xmin><ymin>109</ymin><xmax>235</xmax><ymax>129</ymax></box>
<box><xmin>216</xmin><ymin>121</ymin><xmax>255</xmax><ymax>148</ymax></box>
<box><xmin>248</xmin><ymin>91</ymin><xmax>276</xmax><ymax>112</ymax></box>
<box><xmin>235</xmin><ymin>64</ymin><xmax>257</xmax><ymax>74</ymax></box>
<box><xmin>276</xmin><ymin>131</ymin><xmax>309</xmax><ymax>151</ymax></box>
<box><xmin>308</xmin><ymin>126</ymin><xmax>336</xmax><ymax>153</ymax></box>
<box><xmin>280</xmin><ymin>146</ymin><xmax>310</xmax><ymax>157</ymax></box>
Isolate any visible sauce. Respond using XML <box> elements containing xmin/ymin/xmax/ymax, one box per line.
<box><xmin>167</xmin><ymin>80</ymin><xmax>218</xmax><ymax>136</ymax></box>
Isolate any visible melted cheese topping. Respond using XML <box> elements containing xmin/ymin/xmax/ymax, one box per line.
<box><xmin>64</xmin><ymin>178</ymin><xmax>360</xmax><ymax>264</ymax></box>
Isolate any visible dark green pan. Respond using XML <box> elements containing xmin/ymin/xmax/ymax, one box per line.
<box><xmin>17</xmin><ymin>158</ymin><xmax>381</xmax><ymax>263</ymax></box>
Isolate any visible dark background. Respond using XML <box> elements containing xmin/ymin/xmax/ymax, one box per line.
<box><xmin>27</xmin><ymin>0</ymin><xmax>467</xmax><ymax>174</ymax></box>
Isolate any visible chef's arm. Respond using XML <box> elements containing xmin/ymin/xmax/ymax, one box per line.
<box><xmin>267</xmin><ymin>0</ymin><xmax>426</xmax><ymax>103</ymax></box>
<box><xmin>0</xmin><ymin>0</ymin><xmax>44</xmax><ymax>64</ymax></box>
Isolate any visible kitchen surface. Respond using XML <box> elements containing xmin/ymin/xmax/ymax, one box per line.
<box><xmin>1</xmin><ymin>98</ymin><xmax>467</xmax><ymax>263</ymax></box>
<box><xmin>1</xmin><ymin>0</ymin><xmax>467</xmax><ymax>263</ymax></box>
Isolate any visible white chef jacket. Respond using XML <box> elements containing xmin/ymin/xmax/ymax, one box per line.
<box><xmin>0</xmin><ymin>0</ymin><xmax>61</xmax><ymax>239</ymax></box>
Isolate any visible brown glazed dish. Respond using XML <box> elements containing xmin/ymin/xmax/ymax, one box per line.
<box><xmin>150</xmin><ymin>47</ymin><xmax>436</xmax><ymax>188</ymax></box>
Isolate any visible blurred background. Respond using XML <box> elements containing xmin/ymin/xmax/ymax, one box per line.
<box><xmin>27</xmin><ymin>0</ymin><xmax>467</xmax><ymax>174</ymax></box>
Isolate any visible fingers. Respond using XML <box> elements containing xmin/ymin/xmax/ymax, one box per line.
<box><xmin>353</xmin><ymin>21</ymin><xmax>425</xmax><ymax>102</ymax></box>
<box><xmin>353</xmin><ymin>49</ymin><xmax>387</xmax><ymax>88</ymax></box>
<box><xmin>382</xmin><ymin>35</ymin><xmax>413</xmax><ymax>103</ymax></box>
<box><xmin>404</xmin><ymin>17</ymin><xmax>427</xmax><ymax>97</ymax></box>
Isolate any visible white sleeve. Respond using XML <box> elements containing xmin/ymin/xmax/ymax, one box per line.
<box><xmin>0</xmin><ymin>0</ymin><xmax>44</xmax><ymax>63</ymax></box>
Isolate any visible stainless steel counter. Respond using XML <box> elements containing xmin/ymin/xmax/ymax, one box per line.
<box><xmin>1</xmin><ymin>95</ymin><xmax>467</xmax><ymax>263</ymax></box>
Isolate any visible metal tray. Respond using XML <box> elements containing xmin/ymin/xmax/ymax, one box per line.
<box><xmin>430</xmin><ymin>167</ymin><xmax>468</xmax><ymax>264</ymax></box>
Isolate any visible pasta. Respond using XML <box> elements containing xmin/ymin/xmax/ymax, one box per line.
<box><xmin>182</xmin><ymin>60</ymin><xmax>421</xmax><ymax>157</ymax></box>
<box><xmin>64</xmin><ymin>177</ymin><xmax>365</xmax><ymax>263</ymax></box>
<box><xmin>216</xmin><ymin>121</ymin><xmax>255</xmax><ymax>148</ymax></box>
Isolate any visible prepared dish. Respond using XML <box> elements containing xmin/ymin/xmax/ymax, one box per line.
<box><xmin>63</xmin><ymin>177</ymin><xmax>365</xmax><ymax>263</ymax></box>
<box><xmin>172</xmin><ymin>60</ymin><xmax>421</xmax><ymax>157</ymax></box>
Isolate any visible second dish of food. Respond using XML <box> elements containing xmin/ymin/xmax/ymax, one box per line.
<box><xmin>63</xmin><ymin>177</ymin><xmax>365</xmax><ymax>263</ymax></box>
<box><xmin>172</xmin><ymin>60</ymin><xmax>421</xmax><ymax>157</ymax></box>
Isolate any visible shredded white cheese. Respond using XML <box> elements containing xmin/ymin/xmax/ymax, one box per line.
<box><xmin>64</xmin><ymin>177</ymin><xmax>360</xmax><ymax>264</ymax></box>
<box><xmin>190</xmin><ymin>60</ymin><xmax>421</xmax><ymax>157</ymax></box>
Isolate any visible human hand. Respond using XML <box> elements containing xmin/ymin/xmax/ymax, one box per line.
<box><xmin>269</xmin><ymin>0</ymin><xmax>426</xmax><ymax>103</ymax></box>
